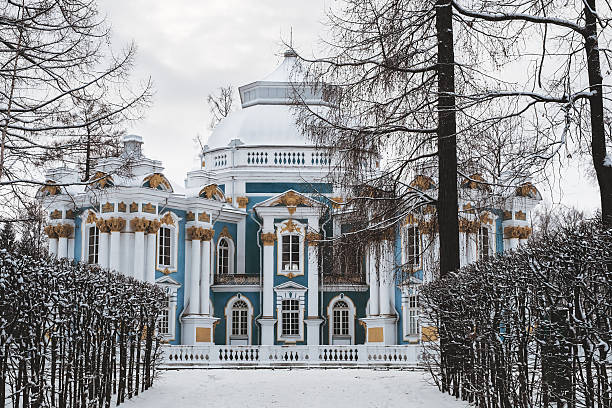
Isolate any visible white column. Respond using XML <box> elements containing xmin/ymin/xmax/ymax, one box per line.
<box><xmin>48</xmin><ymin>237</ymin><xmax>58</xmax><ymax>258</ymax></box>
<box><xmin>109</xmin><ymin>231</ymin><xmax>121</xmax><ymax>272</ymax></box>
<box><xmin>99</xmin><ymin>231</ymin><xmax>109</xmax><ymax>269</ymax></box>
<box><xmin>146</xmin><ymin>232</ymin><xmax>156</xmax><ymax>283</ymax></box>
<box><xmin>184</xmin><ymin>239</ymin><xmax>192</xmax><ymax>310</ymax></box>
<box><xmin>67</xmin><ymin>239</ymin><xmax>74</xmax><ymax>260</ymax></box>
<box><xmin>124</xmin><ymin>233</ymin><xmax>134</xmax><ymax>277</ymax></box>
<box><xmin>120</xmin><ymin>232</ymin><xmax>130</xmax><ymax>276</ymax></box>
<box><xmin>190</xmin><ymin>238</ymin><xmax>201</xmax><ymax>314</ymax></box>
<box><xmin>133</xmin><ymin>231</ymin><xmax>145</xmax><ymax>281</ymax></box>
<box><xmin>379</xmin><ymin>257</ymin><xmax>391</xmax><ymax>316</ymax></box>
<box><xmin>237</xmin><ymin>218</ymin><xmax>246</xmax><ymax>274</ymax></box>
<box><xmin>57</xmin><ymin>236</ymin><xmax>68</xmax><ymax>259</ymax></box>
<box><xmin>307</xmin><ymin>243</ymin><xmax>319</xmax><ymax>317</ymax></box>
<box><xmin>200</xmin><ymin>234</ymin><xmax>212</xmax><ymax>315</ymax></box>
<box><xmin>262</xmin><ymin>239</ymin><xmax>275</xmax><ymax>317</ymax></box>
<box><xmin>368</xmin><ymin>246</ymin><xmax>379</xmax><ymax>316</ymax></box>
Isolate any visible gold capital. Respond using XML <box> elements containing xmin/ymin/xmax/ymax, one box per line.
<box><xmin>237</xmin><ymin>196</ymin><xmax>249</xmax><ymax>209</ymax></box>
<box><xmin>108</xmin><ymin>217</ymin><xmax>126</xmax><ymax>232</ymax></box>
<box><xmin>261</xmin><ymin>232</ymin><xmax>276</xmax><ymax>246</ymax></box>
<box><xmin>96</xmin><ymin>219</ymin><xmax>111</xmax><ymax>233</ymax></box>
<box><xmin>55</xmin><ymin>224</ymin><xmax>74</xmax><ymax>238</ymax></box>
<box><xmin>130</xmin><ymin>217</ymin><xmax>150</xmax><ymax>232</ymax></box>
<box><xmin>147</xmin><ymin>220</ymin><xmax>162</xmax><ymax>234</ymax></box>
<box><xmin>44</xmin><ymin>225</ymin><xmax>58</xmax><ymax>239</ymax></box>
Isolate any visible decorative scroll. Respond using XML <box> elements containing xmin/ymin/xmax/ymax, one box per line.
<box><xmin>280</xmin><ymin>219</ymin><xmax>302</xmax><ymax>234</ymax></box>
<box><xmin>219</xmin><ymin>226</ymin><xmax>233</xmax><ymax>240</ymax></box>
<box><xmin>89</xmin><ymin>171</ymin><xmax>114</xmax><ymax>189</ymax></box>
<box><xmin>271</xmin><ymin>191</ymin><xmax>311</xmax><ymax>215</ymax></box>
<box><xmin>95</xmin><ymin>219</ymin><xmax>111</xmax><ymax>233</ymax></box>
<box><xmin>261</xmin><ymin>232</ymin><xmax>276</xmax><ymax>246</ymax></box>
<box><xmin>516</xmin><ymin>182</ymin><xmax>538</xmax><ymax>198</ymax></box>
<box><xmin>199</xmin><ymin>184</ymin><xmax>225</xmax><ymax>201</ymax></box>
<box><xmin>514</xmin><ymin>211</ymin><xmax>527</xmax><ymax>221</ymax></box>
<box><xmin>86</xmin><ymin>211</ymin><xmax>97</xmax><ymax>224</ymax></box>
<box><xmin>188</xmin><ymin>226</ymin><xmax>214</xmax><ymax>241</ymax></box>
<box><xmin>461</xmin><ymin>173</ymin><xmax>491</xmax><ymax>191</ymax></box>
<box><xmin>38</xmin><ymin>181</ymin><xmax>61</xmax><ymax>197</ymax></box>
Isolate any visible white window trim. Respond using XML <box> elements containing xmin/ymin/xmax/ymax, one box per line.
<box><xmin>276</xmin><ymin>219</ymin><xmax>305</xmax><ymax>278</ymax></box>
<box><xmin>80</xmin><ymin>212</ymin><xmax>100</xmax><ymax>265</ymax></box>
<box><xmin>402</xmin><ymin>225</ymin><xmax>422</xmax><ymax>269</ymax></box>
<box><xmin>402</xmin><ymin>285</ymin><xmax>421</xmax><ymax>342</ymax></box>
<box><xmin>327</xmin><ymin>294</ymin><xmax>356</xmax><ymax>345</ymax></box>
<box><xmin>156</xmin><ymin>212</ymin><xmax>179</xmax><ymax>273</ymax></box>
<box><xmin>274</xmin><ymin>283</ymin><xmax>307</xmax><ymax>343</ymax></box>
<box><xmin>156</xmin><ymin>276</ymin><xmax>180</xmax><ymax>342</ymax></box>
<box><xmin>216</xmin><ymin>236</ymin><xmax>235</xmax><ymax>275</ymax></box>
<box><xmin>225</xmin><ymin>294</ymin><xmax>253</xmax><ymax>345</ymax></box>
<box><xmin>477</xmin><ymin>225</ymin><xmax>491</xmax><ymax>260</ymax></box>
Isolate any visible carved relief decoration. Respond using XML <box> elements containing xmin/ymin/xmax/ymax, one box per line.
<box><xmin>188</xmin><ymin>226</ymin><xmax>214</xmax><ymax>241</ymax></box>
<box><xmin>219</xmin><ymin>226</ymin><xmax>233</xmax><ymax>240</ymax></box>
<box><xmin>117</xmin><ymin>202</ymin><xmax>127</xmax><ymax>213</ymax></box>
<box><xmin>143</xmin><ymin>173</ymin><xmax>173</xmax><ymax>192</ymax></box>
<box><xmin>142</xmin><ymin>203</ymin><xmax>156</xmax><ymax>214</ymax></box>
<box><xmin>102</xmin><ymin>202</ymin><xmax>114</xmax><ymax>213</ymax></box>
<box><xmin>186</xmin><ymin>211</ymin><xmax>195</xmax><ymax>221</ymax></box>
<box><xmin>130</xmin><ymin>202</ymin><xmax>139</xmax><ymax>213</ymax></box>
<box><xmin>516</xmin><ymin>182</ymin><xmax>538</xmax><ymax>198</ymax></box>
<box><xmin>160</xmin><ymin>212</ymin><xmax>175</xmax><ymax>226</ymax></box>
<box><xmin>199</xmin><ymin>184</ymin><xmax>225</xmax><ymax>201</ymax></box>
<box><xmin>503</xmin><ymin>210</ymin><xmax>512</xmax><ymax>221</ymax></box>
<box><xmin>65</xmin><ymin>210</ymin><xmax>75</xmax><ymax>219</ymax></box>
<box><xmin>236</xmin><ymin>196</ymin><xmax>249</xmax><ymax>209</ymax></box>
<box><xmin>480</xmin><ymin>212</ymin><xmax>493</xmax><ymax>225</ymax></box>
<box><xmin>50</xmin><ymin>209</ymin><xmax>62</xmax><ymax>219</ymax></box>
<box><xmin>147</xmin><ymin>220</ymin><xmax>161</xmax><ymax>234</ymax></box>
<box><xmin>461</xmin><ymin>173</ymin><xmax>491</xmax><ymax>191</ymax></box>
<box><xmin>107</xmin><ymin>217</ymin><xmax>126</xmax><ymax>232</ymax></box>
<box><xmin>271</xmin><ymin>191</ymin><xmax>311</xmax><ymax>215</ymax></box>
<box><xmin>130</xmin><ymin>217</ymin><xmax>150</xmax><ymax>232</ymax></box>
<box><xmin>261</xmin><ymin>232</ymin><xmax>276</xmax><ymax>246</ymax></box>
<box><xmin>55</xmin><ymin>224</ymin><xmax>74</xmax><ymax>238</ymax></box>
<box><xmin>504</xmin><ymin>226</ymin><xmax>532</xmax><ymax>239</ymax></box>
<box><xmin>44</xmin><ymin>225</ymin><xmax>58</xmax><ymax>238</ymax></box>
<box><xmin>198</xmin><ymin>212</ymin><xmax>210</xmax><ymax>223</ymax></box>
<box><xmin>280</xmin><ymin>219</ymin><xmax>302</xmax><ymax>234</ymax></box>
<box><xmin>89</xmin><ymin>171</ymin><xmax>114</xmax><ymax>189</ymax></box>
<box><xmin>95</xmin><ymin>219</ymin><xmax>111</xmax><ymax>233</ymax></box>
<box><xmin>514</xmin><ymin>211</ymin><xmax>527</xmax><ymax>221</ymax></box>
<box><xmin>86</xmin><ymin>211</ymin><xmax>97</xmax><ymax>224</ymax></box>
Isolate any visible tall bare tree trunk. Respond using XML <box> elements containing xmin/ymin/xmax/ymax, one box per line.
<box><xmin>584</xmin><ymin>0</ymin><xmax>612</xmax><ymax>227</ymax></box>
<box><xmin>436</xmin><ymin>0</ymin><xmax>460</xmax><ymax>395</ymax></box>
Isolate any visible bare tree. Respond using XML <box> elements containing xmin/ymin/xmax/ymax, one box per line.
<box><xmin>207</xmin><ymin>85</ymin><xmax>235</xmax><ymax>129</ymax></box>
<box><xmin>0</xmin><ymin>0</ymin><xmax>152</xmax><ymax>220</ymax></box>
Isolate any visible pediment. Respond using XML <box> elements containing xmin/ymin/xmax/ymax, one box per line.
<box><xmin>156</xmin><ymin>275</ymin><xmax>181</xmax><ymax>287</ymax></box>
<box><xmin>274</xmin><ymin>281</ymin><xmax>308</xmax><ymax>291</ymax></box>
<box><xmin>254</xmin><ymin>190</ymin><xmax>324</xmax><ymax>210</ymax></box>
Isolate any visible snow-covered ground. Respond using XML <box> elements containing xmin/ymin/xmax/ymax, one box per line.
<box><xmin>123</xmin><ymin>369</ymin><xmax>470</xmax><ymax>408</ymax></box>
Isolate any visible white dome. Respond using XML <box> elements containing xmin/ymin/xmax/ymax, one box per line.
<box><xmin>205</xmin><ymin>50</ymin><xmax>329</xmax><ymax>150</ymax></box>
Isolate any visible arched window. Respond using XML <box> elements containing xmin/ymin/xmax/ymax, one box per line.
<box><xmin>218</xmin><ymin>238</ymin><xmax>230</xmax><ymax>274</ymax></box>
<box><xmin>478</xmin><ymin>227</ymin><xmax>490</xmax><ymax>260</ymax></box>
<box><xmin>405</xmin><ymin>226</ymin><xmax>420</xmax><ymax>267</ymax></box>
<box><xmin>87</xmin><ymin>225</ymin><xmax>99</xmax><ymax>264</ymax></box>
<box><xmin>231</xmin><ymin>300</ymin><xmax>248</xmax><ymax>336</ymax></box>
<box><xmin>333</xmin><ymin>300</ymin><xmax>349</xmax><ymax>336</ymax></box>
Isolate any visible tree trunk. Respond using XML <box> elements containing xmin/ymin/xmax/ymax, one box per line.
<box><xmin>584</xmin><ymin>0</ymin><xmax>612</xmax><ymax>227</ymax></box>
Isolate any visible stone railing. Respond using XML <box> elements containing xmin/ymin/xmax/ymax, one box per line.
<box><xmin>203</xmin><ymin>146</ymin><xmax>332</xmax><ymax>171</ymax></box>
<box><xmin>321</xmin><ymin>274</ymin><xmax>367</xmax><ymax>285</ymax></box>
<box><xmin>160</xmin><ymin>344</ymin><xmax>424</xmax><ymax>369</ymax></box>
<box><xmin>214</xmin><ymin>273</ymin><xmax>261</xmax><ymax>285</ymax></box>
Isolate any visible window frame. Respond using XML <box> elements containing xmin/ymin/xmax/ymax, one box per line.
<box><xmin>478</xmin><ymin>226</ymin><xmax>490</xmax><ymax>260</ymax></box>
<box><xmin>402</xmin><ymin>285</ymin><xmax>421</xmax><ymax>342</ymax></box>
<box><xmin>156</xmin><ymin>212</ymin><xmax>179</xmax><ymax>273</ymax></box>
<box><xmin>155</xmin><ymin>277</ymin><xmax>180</xmax><ymax>342</ymax></box>
<box><xmin>327</xmin><ymin>295</ymin><xmax>356</xmax><ymax>345</ymax></box>
<box><xmin>216</xmin><ymin>236</ymin><xmax>235</xmax><ymax>275</ymax></box>
<box><xmin>276</xmin><ymin>220</ymin><xmax>305</xmax><ymax>278</ymax></box>
<box><xmin>274</xmin><ymin>283</ymin><xmax>307</xmax><ymax>343</ymax></box>
<box><xmin>224</xmin><ymin>295</ymin><xmax>253</xmax><ymax>345</ymax></box>
<box><xmin>403</xmin><ymin>225</ymin><xmax>421</xmax><ymax>268</ymax></box>
<box><xmin>87</xmin><ymin>225</ymin><xmax>100</xmax><ymax>265</ymax></box>
<box><xmin>281</xmin><ymin>299</ymin><xmax>300</xmax><ymax>337</ymax></box>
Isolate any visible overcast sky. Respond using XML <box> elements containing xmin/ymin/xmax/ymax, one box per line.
<box><xmin>98</xmin><ymin>0</ymin><xmax>601</xmax><ymax>216</ymax></box>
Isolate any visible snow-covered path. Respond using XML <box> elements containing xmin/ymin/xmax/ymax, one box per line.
<box><xmin>123</xmin><ymin>369</ymin><xmax>470</xmax><ymax>408</ymax></box>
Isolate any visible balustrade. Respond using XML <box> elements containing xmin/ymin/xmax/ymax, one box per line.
<box><xmin>205</xmin><ymin>147</ymin><xmax>334</xmax><ymax>170</ymax></box>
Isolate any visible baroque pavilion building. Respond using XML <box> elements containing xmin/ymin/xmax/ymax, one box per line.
<box><xmin>38</xmin><ymin>50</ymin><xmax>542</xmax><ymax>347</ymax></box>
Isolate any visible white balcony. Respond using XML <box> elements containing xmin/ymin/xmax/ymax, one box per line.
<box><xmin>202</xmin><ymin>146</ymin><xmax>332</xmax><ymax>171</ymax></box>
<box><xmin>160</xmin><ymin>344</ymin><xmax>424</xmax><ymax>369</ymax></box>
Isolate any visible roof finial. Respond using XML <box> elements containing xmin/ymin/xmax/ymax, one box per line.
<box><xmin>290</xmin><ymin>26</ymin><xmax>293</xmax><ymax>48</ymax></box>
<box><xmin>284</xmin><ymin>27</ymin><xmax>297</xmax><ymax>58</ymax></box>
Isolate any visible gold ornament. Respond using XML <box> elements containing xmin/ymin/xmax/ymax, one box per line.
<box><xmin>55</xmin><ymin>224</ymin><xmax>74</xmax><ymax>238</ymax></box>
<box><xmin>236</xmin><ymin>196</ymin><xmax>249</xmax><ymax>209</ymax></box>
<box><xmin>503</xmin><ymin>210</ymin><xmax>512</xmax><ymax>221</ymax></box>
<box><xmin>96</xmin><ymin>219</ymin><xmax>111</xmax><ymax>233</ymax></box>
<box><xmin>271</xmin><ymin>191</ymin><xmax>311</xmax><ymax>215</ymax></box>
<box><xmin>144</xmin><ymin>173</ymin><xmax>172</xmax><ymax>191</ymax></box>
<box><xmin>280</xmin><ymin>219</ymin><xmax>301</xmax><ymax>234</ymax></box>
<box><xmin>142</xmin><ymin>203</ymin><xmax>156</xmax><ymax>214</ymax></box>
<box><xmin>306</xmin><ymin>232</ymin><xmax>322</xmax><ymax>246</ymax></box>
<box><xmin>86</xmin><ymin>211</ymin><xmax>97</xmax><ymax>224</ymax></box>
<box><xmin>107</xmin><ymin>217</ymin><xmax>126</xmax><ymax>232</ymax></box>
<box><xmin>219</xmin><ymin>226</ymin><xmax>233</xmax><ymax>240</ymax></box>
<box><xmin>160</xmin><ymin>212</ymin><xmax>175</xmax><ymax>226</ymax></box>
<box><xmin>186</xmin><ymin>211</ymin><xmax>195</xmax><ymax>221</ymax></box>
<box><xmin>199</xmin><ymin>184</ymin><xmax>225</xmax><ymax>201</ymax></box>
<box><xmin>201</xmin><ymin>228</ymin><xmax>214</xmax><ymax>241</ymax></box>
<box><xmin>516</xmin><ymin>182</ymin><xmax>538</xmax><ymax>198</ymax></box>
<box><xmin>130</xmin><ymin>202</ymin><xmax>139</xmax><ymax>213</ymax></box>
<box><xmin>261</xmin><ymin>232</ymin><xmax>276</xmax><ymax>246</ymax></box>
<box><xmin>44</xmin><ymin>225</ymin><xmax>58</xmax><ymax>238</ymax></box>
<box><xmin>50</xmin><ymin>209</ymin><xmax>62</xmax><ymax>219</ymax></box>
<box><xmin>117</xmin><ymin>202</ymin><xmax>127</xmax><ymax>213</ymax></box>
<box><xmin>147</xmin><ymin>220</ymin><xmax>161</xmax><ymax>234</ymax></box>
<box><xmin>130</xmin><ymin>217</ymin><xmax>149</xmax><ymax>232</ymax></box>
<box><xmin>410</xmin><ymin>175</ymin><xmax>435</xmax><ymax>190</ymax></box>
<box><xmin>65</xmin><ymin>210</ymin><xmax>75</xmax><ymax>219</ymax></box>
<box><xmin>461</xmin><ymin>173</ymin><xmax>491</xmax><ymax>191</ymax></box>
<box><xmin>102</xmin><ymin>202</ymin><xmax>114</xmax><ymax>213</ymax></box>
<box><xmin>89</xmin><ymin>171</ymin><xmax>113</xmax><ymax>189</ymax></box>
<box><xmin>198</xmin><ymin>212</ymin><xmax>210</xmax><ymax>223</ymax></box>
<box><xmin>514</xmin><ymin>211</ymin><xmax>527</xmax><ymax>221</ymax></box>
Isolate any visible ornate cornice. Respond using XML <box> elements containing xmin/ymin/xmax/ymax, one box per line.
<box><xmin>261</xmin><ymin>232</ymin><xmax>276</xmax><ymax>246</ymax></box>
<box><xmin>107</xmin><ymin>217</ymin><xmax>126</xmax><ymax>232</ymax></box>
<box><xmin>236</xmin><ymin>196</ymin><xmax>249</xmax><ymax>209</ymax></box>
<box><xmin>130</xmin><ymin>217</ymin><xmax>150</xmax><ymax>233</ymax></box>
<box><xmin>147</xmin><ymin>220</ymin><xmax>162</xmax><ymax>234</ymax></box>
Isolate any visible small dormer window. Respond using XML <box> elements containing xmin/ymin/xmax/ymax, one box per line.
<box><xmin>281</xmin><ymin>234</ymin><xmax>300</xmax><ymax>272</ymax></box>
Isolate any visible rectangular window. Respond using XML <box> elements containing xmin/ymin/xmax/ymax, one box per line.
<box><xmin>232</xmin><ymin>309</ymin><xmax>248</xmax><ymax>336</ymax></box>
<box><xmin>478</xmin><ymin>227</ymin><xmax>490</xmax><ymax>260</ymax></box>
<box><xmin>407</xmin><ymin>227</ymin><xmax>420</xmax><ymax>266</ymax></box>
<box><xmin>88</xmin><ymin>226</ymin><xmax>99</xmax><ymax>264</ymax></box>
<box><xmin>159</xmin><ymin>295</ymin><xmax>170</xmax><ymax>335</ymax></box>
<box><xmin>281</xmin><ymin>235</ymin><xmax>300</xmax><ymax>271</ymax></box>
<box><xmin>281</xmin><ymin>299</ymin><xmax>300</xmax><ymax>336</ymax></box>
<box><xmin>159</xmin><ymin>227</ymin><xmax>171</xmax><ymax>267</ymax></box>
<box><xmin>333</xmin><ymin>309</ymin><xmax>349</xmax><ymax>336</ymax></box>
<box><xmin>408</xmin><ymin>295</ymin><xmax>419</xmax><ymax>335</ymax></box>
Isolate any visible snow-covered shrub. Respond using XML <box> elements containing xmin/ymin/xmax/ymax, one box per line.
<box><xmin>0</xmin><ymin>250</ymin><xmax>166</xmax><ymax>407</ymax></box>
<box><xmin>421</xmin><ymin>218</ymin><xmax>612</xmax><ymax>408</ymax></box>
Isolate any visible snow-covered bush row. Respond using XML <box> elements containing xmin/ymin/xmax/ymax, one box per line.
<box><xmin>421</xmin><ymin>218</ymin><xmax>612</xmax><ymax>408</ymax></box>
<box><xmin>0</xmin><ymin>250</ymin><xmax>166</xmax><ymax>408</ymax></box>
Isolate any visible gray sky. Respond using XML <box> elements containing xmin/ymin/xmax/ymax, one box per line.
<box><xmin>98</xmin><ymin>0</ymin><xmax>601</xmax><ymax>216</ymax></box>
